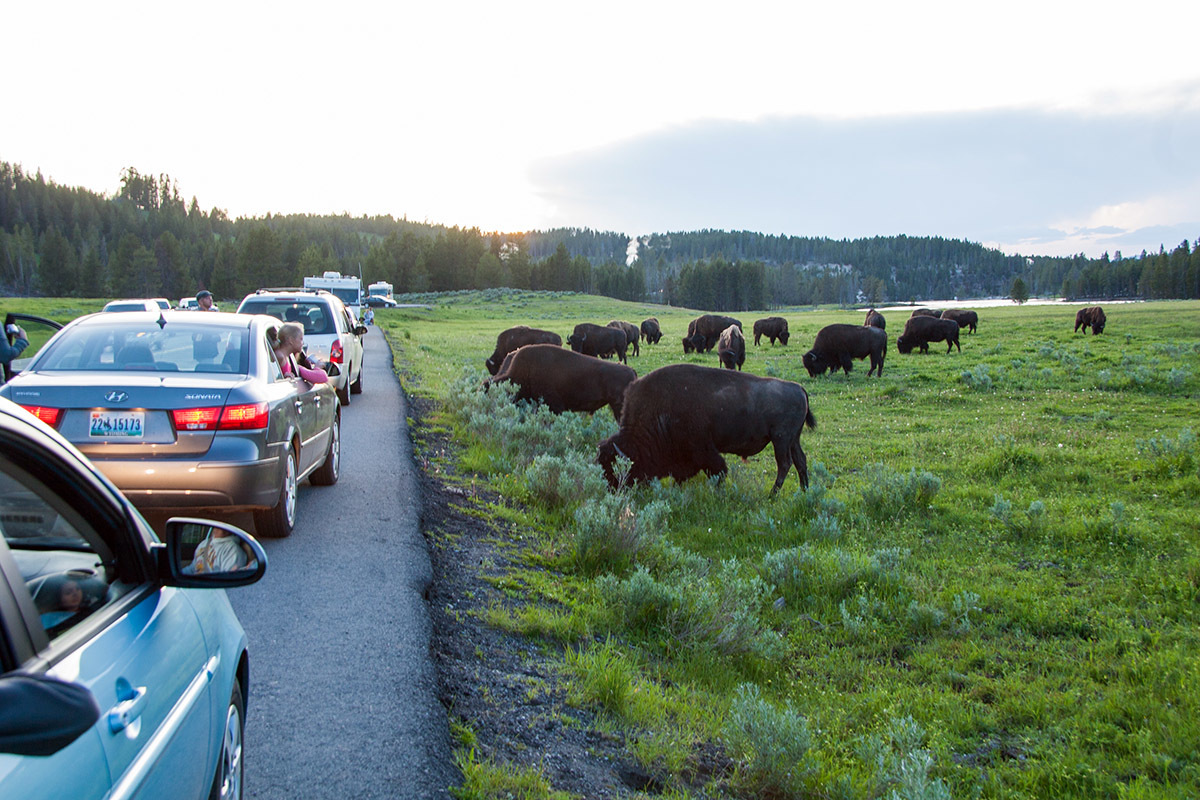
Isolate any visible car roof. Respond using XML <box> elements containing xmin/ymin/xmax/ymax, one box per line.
<box><xmin>69</xmin><ymin>310</ymin><xmax>259</xmax><ymax>330</ymax></box>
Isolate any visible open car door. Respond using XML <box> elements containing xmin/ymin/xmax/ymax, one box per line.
<box><xmin>3</xmin><ymin>313</ymin><xmax>63</xmax><ymax>383</ymax></box>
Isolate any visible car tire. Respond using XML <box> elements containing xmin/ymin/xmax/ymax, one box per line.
<box><xmin>209</xmin><ymin>677</ymin><xmax>245</xmax><ymax>800</ymax></box>
<box><xmin>337</xmin><ymin>377</ymin><xmax>351</xmax><ymax>406</ymax></box>
<box><xmin>310</xmin><ymin>414</ymin><xmax>340</xmax><ymax>486</ymax></box>
<box><xmin>350</xmin><ymin>362</ymin><xmax>363</xmax><ymax>395</ymax></box>
<box><xmin>253</xmin><ymin>448</ymin><xmax>296</xmax><ymax>538</ymax></box>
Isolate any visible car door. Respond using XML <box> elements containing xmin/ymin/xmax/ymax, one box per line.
<box><xmin>0</xmin><ymin>425</ymin><xmax>213</xmax><ymax>799</ymax></box>
<box><xmin>2</xmin><ymin>313</ymin><xmax>63</xmax><ymax>383</ymax></box>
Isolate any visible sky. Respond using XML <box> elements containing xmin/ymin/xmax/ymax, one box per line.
<box><xmin>5</xmin><ymin>1</ymin><xmax>1200</xmax><ymax>259</ymax></box>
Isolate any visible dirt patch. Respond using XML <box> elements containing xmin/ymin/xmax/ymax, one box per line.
<box><xmin>413</xmin><ymin>396</ymin><xmax>660</xmax><ymax>798</ymax></box>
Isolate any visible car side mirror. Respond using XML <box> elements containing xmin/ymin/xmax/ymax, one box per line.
<box><xmin>160</xmin><ymin>518</ymin><xmax>267</xmax><ymax>588</ymax></box>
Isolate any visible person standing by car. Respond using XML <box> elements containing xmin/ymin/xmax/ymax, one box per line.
<box><xmin>0</xmin><ymin>324</ymin><xmax>29</xmax><ymax>383</ymax></box>
<box><xmin>196</xmin><ymin>289</ymin><xmax>216</xmax><ymax>311</ymax></box>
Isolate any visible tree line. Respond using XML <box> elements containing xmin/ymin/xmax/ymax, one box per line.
<box><xmin>2</xmin><ymin>162</ymin><xmax>1197</xmax><ymax>310</ymax></box>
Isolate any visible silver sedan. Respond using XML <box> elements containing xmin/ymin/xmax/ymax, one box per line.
<box><xmin>0</xmin><ymin>311</ymin><xmax>340</xmax><ymax>537</ymax></box>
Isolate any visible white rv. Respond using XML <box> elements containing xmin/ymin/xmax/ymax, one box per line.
<box><xmin>303</xmin><ymin>271</ymin><xmax>363</xmax><ymax>319</ymax></box>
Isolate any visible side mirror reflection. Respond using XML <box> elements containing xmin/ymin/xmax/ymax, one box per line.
<box><xmin>164</xmin><ymin>518</ymin><xmax>266</xmax><ymax>588</ymax></box>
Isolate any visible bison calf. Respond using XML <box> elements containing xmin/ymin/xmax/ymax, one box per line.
<box><xmin>488</xmin><ymin>344</ymin><xmax>635</xmax><ymax>420</ymax></box>
<box><xmin>718</xmin><ymin>325</ymin><xmax>746</xmax><ymax>370</ymax></box>
<box><xmin>597</xmin><ymin>364</ymin><xmax>816</xmax><ymax>494</ymax></box>
<box><xmin>897</xmin><ymin>316</ymin><xmax>960</xmax><ymax>354</ymax></box>
<box><xmin>803</xmin><ymin>324</ymin><xmax>887</xmax><ymax>377</ymax></box>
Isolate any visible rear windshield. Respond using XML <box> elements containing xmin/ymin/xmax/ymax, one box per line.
<box><xmin>103</xmin><ymin>303</ymin><xmax>150</xmax><ymax>312</ymax></box>
<box><xmin>239</xmin><ymin>300</ymin><xmax>336</xmax><ymax>336</ymax></box>
<box><xmin>34</xmin><ymin>322</ymin><xmax>250</xmax><ymax>374</ymax></box>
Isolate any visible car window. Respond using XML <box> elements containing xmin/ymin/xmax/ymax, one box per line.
<box><xmin>34</xmin><ymin>325</ymin><xmax>249</xmax><ymax>375</ymax></box>
<box><xmin>239</xmin><ymin>300</ymin><xmax>335</xmax><ymax>336</ymax></box>
<box><xmin>0</xmin><ymin>458</ymin><xmax>131</xmax><ymax>640</ymax></box>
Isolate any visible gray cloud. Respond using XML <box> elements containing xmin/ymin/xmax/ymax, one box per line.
<box><xmin>531</xmin><ymin>106</ymin><xmax>1200</xmax><ymax>256</ymax></box>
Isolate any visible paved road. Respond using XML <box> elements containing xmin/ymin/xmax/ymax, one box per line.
<box><xmin>228</xmin><ymin>325</ymin><xmax>457</xmax><ymax>799</ymax></box>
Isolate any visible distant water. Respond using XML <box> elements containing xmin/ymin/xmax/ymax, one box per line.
<box><xmin>875</xmin><ymin>298</ymin><xmax>1140</xmax><ymax>311</ymax></box>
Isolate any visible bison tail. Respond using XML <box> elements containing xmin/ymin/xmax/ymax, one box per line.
<box><xmin>805</xmin><ymin>406</ymin><xmax>816</xmax><ymax>432</ymax></box>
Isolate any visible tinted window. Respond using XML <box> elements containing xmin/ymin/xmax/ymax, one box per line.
<box><xmin>35</xmin><ymin>324</ymin><xmax>249</xmax><ymax>374</ymax></box>
<box><xmin>239</xmin><ymin>300</ymin><xmax>334</xmax><ymax>336</ymax></box>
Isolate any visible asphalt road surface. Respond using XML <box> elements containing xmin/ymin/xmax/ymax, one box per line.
<box><xmin>228</xmin><ymin>325</ymin><xmax>457</xmax><ymax>799</ymax></box>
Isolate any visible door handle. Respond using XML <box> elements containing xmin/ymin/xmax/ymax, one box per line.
<box><xmin>108</xmin><ymin>684</ymin><xmax>148</xmax><ymax>732</ymax></box>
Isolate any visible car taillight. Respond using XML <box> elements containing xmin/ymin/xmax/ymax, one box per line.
<box><xmin>173</xmin><ymin>407</ymin><xmax>221</xmax><ymax>431</ymax></box>
<box><xmin>218</xmin><ymin>402</ymin><xmax>269</xmax><ymax>430</ymax></box>
<box><xmin>330</xmin><ymin>339</ymin><xmax>344</xmax><ymax>364</ymax></box>
<box><xmin>20</xmin><ymin>406</ymin><xmax>63</xmax><ymax>428</ymax></box>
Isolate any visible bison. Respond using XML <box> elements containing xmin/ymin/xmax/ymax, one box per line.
<box><xmin>597</xmin><ymin>364</ymin><xmax>816</xmax><ymax>494</ymax></box>
<box><xmin>897</xmin><ymin>315</ymin><xmax>960</xmax><ymax>354</ymax></box>
<box><xmin>718</xmin><ymin>325</ymin><xmax>746</xmax><ymax>370</ymax></box>
<box><xmin>568</xmin><ymin>322</ymin><xmax>629</xmax><ymax>364</ymax></box>
<box><xmin>940</xmin><ymin>308</ymin><xmax>978</xmax><ymax>334</ymax></box>
<box><xmin>607</xmin><ymin>320</ymin><xmax>641</xmax><ymax>357</ymax></box>
<box><xmin>688</xmin><ymin>314</ymin><xmax>742</xmax><ymax>353</ymax></box>
<box><xmin>802</xmin><ymin>324</ymin><xmax>887</xmax><ymax>377</ymax></box>
<box><xmin>488</xmin><ymin>344</ymin><xmax>635</xmax><ymax>420</ymax></box>
<box><xmin>864</xmin><ymin>308</ymin><xmax>886</xmax><ymax>330</ymax></box>
<box><xmin>753</xmin><ymin>316</ymin><xmax>790</xmax><ymax>346</ymax></box>
<box><xmin>485</xmin><ymin>325</ymin><xmax>562</xmax><ymax>375</ymax></box>
<box><xmin>1074</xmin><ymin>306</ymin><xmax>1106</xmax><ymax>335</ymax></box>
<box><xmin>640</xmin><ymin>318</ymin><xmax>662</xmax><ymax>344</ymax></box>
<box><xmin>910</xmin><ymin>308</ymin><xmax>940</xmax><ymax>318</ymax></box>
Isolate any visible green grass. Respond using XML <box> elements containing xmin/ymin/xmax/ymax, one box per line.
<box><xmin>387</xmin><ymin>292</ymin><xmax>1199</xmax><ymax>798</ymax></box>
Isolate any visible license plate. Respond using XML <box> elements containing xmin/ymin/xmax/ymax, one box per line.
<box><xmin>90</xmin><ymin>410</ymin><xmax>145</xmax><ymax>438</ymax></box>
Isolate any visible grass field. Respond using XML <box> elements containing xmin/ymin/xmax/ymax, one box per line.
<box><xmin>378</xmin><ymin>290</ymin><xmax>1199</xmax><ymax>799</ymax></box>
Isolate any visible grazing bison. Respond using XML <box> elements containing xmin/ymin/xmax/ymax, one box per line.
<box><xmin>753</xmin><ymin>316</ymin><xmax>790</xmax><ymax>346</ymax></box>
<box><xmin>940</xmin><ymin>308</ymin><xmax>978</xmax><ymax>334</ymax></box>
<box><xmin>607</xmin><ymin>320</ymin><xmax>641</xmax><ymax>357</ymax></box>
<box><xmin>485</xmin><ymin>325</ymin><xmax>562</xmax><ymax>375</ymax></box>
<box><xmin>688</xmin><ymin>314</ymin><xmax>743</xmax><ymax>353</ymax></box>
<box><xmin>568</xmin><ymin>322</ymin><xmax>629</xmax><ymax>363</ymax></box>
<box><xmin>864</xmin><ymin>308</ymin><xmax>886</xmax><ymax>330</ymax></box>
<box><xmin>597</xmin><ymin>364</ymin><xmax>816</xmax><ymax>494</ymax></box>
<box><xmin>640</xmin><ymin>318</ymin><xmax>662</xmax><ymax>344</ymax></box>
<box><xmin>803</xmin><ymin>324</ymin><xmax>887</xmax><ymax>377</ymax></box>
<box><xmin>488</xmin><ymin>344</ymin><xmax>636</xmax><ymax>420</ymax></box>
<box><xmin>1074</xmin><ymin>306</ymin><xmax>1106</xmax><ymax>335</ymax></box>
<box><xmin>897</xmin><ymin>315</ymin><xmax>960</xmax><ymax>354</ymax></box>
<box><xmin>910</xmin><ymin>308</ymin><xmax>940</xmax><ymax>318</ymax></box>
<box><xmin>718</xmin><ymin>325</ymin><xmax>746</xmax><ymax>370</ymax></box>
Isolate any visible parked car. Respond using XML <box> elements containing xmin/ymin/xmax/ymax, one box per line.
<box><xmin>363</xmin><ymin>295</ymin><xmax>399</xmax><ymax>308</ymax></box>
<box><xmin>0</xmin><ymin>310</ymin><xmax>340</xmax><ymax>538</ymax></box>
<box><xmin>236</xmin><ymin>289</ymin><xmax>367</xmax><ymax>406</ymax></box>
<box><xmin>151</xmin><ymin>297</ymin><xmax>171</xmax><ymax>310</ymax></box>
<box><xmin>0</xmin><ymin>396</ymin><xmax>266</xmax><ymax>798</ymax></box>
<box><xmin>101</xmin><ymin>299</ymin><xmax>163</xmax><ymax>313</ymax></box>
<box><xmin>178</xmin><ymin>297</ymin><xmax>200</xmax><ymax>310</ymax></box>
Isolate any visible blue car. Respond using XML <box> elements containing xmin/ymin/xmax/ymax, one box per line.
<box><xmin>0</xmin><ymin>397</ymin><xmax>266</xmax><ymax>799</ymax></box>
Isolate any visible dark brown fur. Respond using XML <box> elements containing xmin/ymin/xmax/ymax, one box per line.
<box><xmin>597</xmin><ymin>364</ymin><xmax>816</xmax><ymax>494</ymax></box>
<box><xmin>607</xmin><ymin>320</ymin><xmax>641</xmax><ymax>357</ymax></box>
<box><xmin>688</xmin><ymin>314</ymin><xmax>743</xmax><ymax>353</ymax></box>
<box><xmin>940</xmin><ymin>308</ymin><xmax>978</xmax><ymax>334</ymax></box>
<box><xmin>640</xmin><ymin>318</ymin><xmax>662</xmax><ymax>344</ymax></box>
<box><xmin>488</xmin><ymin>344</ymin><xmax>635</xmax><ymax>420</ymax></box>
<box><xmin>911</xmin><ymin>308</ymin><xmax>939</xmax><ymax>318</ymax></box>
<box><xmin>803</xmin><ymin>324</ymin><xmax>887</xmax><ymax>377</ymax></box>
<box><xmin>1074</xmin><ymin>306</ymin><xmax>1106</xmax><ymax>335</ymax></box>
<box><xmin>718</xmin><ymin>325</ymin><xmax>746</xmax><ymax>370</ymax></box>
<box><xmin>864</xmin><ymin>309</ymin><xmax>886</xmax><ymax>330</ymax></box>
<box><xmin>897</xmin><ymin>316</ymin><xmax>960</xmax><ymax>354</ymax></box>
<box><xmin>485</xmin><ymin>325</ymin><xmax>562</xmax><ymax>375</ymax></box>
<box><xmin>568</xmin><ymin>322</ymin><xmax>629</xmax><ymax>364</ymax></box>
<box><xmin>753</xmin><ymin>317</ymin><xmax>790</xmax><ymax>346</ymax></box>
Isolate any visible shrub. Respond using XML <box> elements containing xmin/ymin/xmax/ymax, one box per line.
<box><xmin>564</xmin><ymin>639</ymin><xmax>636</xmax><ymax>717</ymax></box>
<box><xmin>1137</xmin><ymin>428</ymin><xmax>1196</xmax><ymax>476</ymax></box>
<box><xmin>858</xmin><ymin>716</ymin><xmax>951</xmax><ymax>800</ymax></box>
<box><xmin>950</xmin><ymin>591</ymin><xmax>981</xmax><ymax>635</ymax></box>
<box><xmin>723</xmin><ymin>683</ymin><xmax>813</xmax><ymax>795</ymax></box>
<box><xmin>572</xmin><ymin>496</ymin><xmax>668</xmax><ymax>575</ymax></box>
<box><xmin>524</xmin><ymin>452</ymin><xmax>608</xmax><ymax>509</ymax></box>
<box><xmin>906</xmin><ymin>601</ymin><xmax>946</xmax><ymax>634</ymax></box>
<box><xmin>960</xmin><ymin>364</ymin><xmax>994</xmax><ymax>391</ymax></box>
<box><xmin>760</xmin><ymin>545</ymin><xmax>881</xmax><ymax>608</ymax></box>
<box><xmin>860</xmin><ymin>464</ymin><xmax>941</xmax><ymax>521</ymax></box>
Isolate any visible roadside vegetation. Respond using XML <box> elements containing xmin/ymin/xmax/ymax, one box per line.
<box><xmin>391</xmin><ymin>291</ymin><xmax>1198</xmax><ymax>799</ymax></box>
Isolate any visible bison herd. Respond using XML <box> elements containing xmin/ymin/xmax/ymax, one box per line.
<box><xmin>481</xmin><ymin>304</ymin><xmax>1108</xmax><ymax>494</ymax></box>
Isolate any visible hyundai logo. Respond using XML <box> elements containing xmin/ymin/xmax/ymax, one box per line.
<box><xmin>104</xmin><ymin>391</ymin><xmax>129</xmax><ymax>403</ymax></box>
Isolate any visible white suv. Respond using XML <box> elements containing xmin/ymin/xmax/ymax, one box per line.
<box><xmin>236</xmin><ymin>289</ymin><xmax>367</xmax><ymax>405</ymax></box>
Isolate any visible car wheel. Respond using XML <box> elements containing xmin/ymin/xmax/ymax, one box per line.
<box><xmin>253</xmin><ymin>447</ymin><xmax>296</xmax><ymax>538</ymax></box>
<box><xmin>310</xmin><ymin>414</ymin><xmax>340</xmax><ymax>486</ymax></box>
<box><xmin>350</xmin><ymin>362</ymin><xmax>363</xmax><ymax>394</ymax></box>
<box><xmin>209</xmin><ymin>677</ymin><xmax>245</xmax><ymax>800</ymax></box>
<box><xmin>337</xmin><ymin>377</ymin><xmax>351</xmax><ymax>406</ymax></box>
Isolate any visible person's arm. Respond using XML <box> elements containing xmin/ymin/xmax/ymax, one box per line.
<box><xmin>0</xmin><ymin>331</ymin><xmax>28</xmax><ymax>363</ymax></box>
<box><xmin>296</xmin><ymin>362</ymin><xmax>328</xmax><ymax>384</ymax></box>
